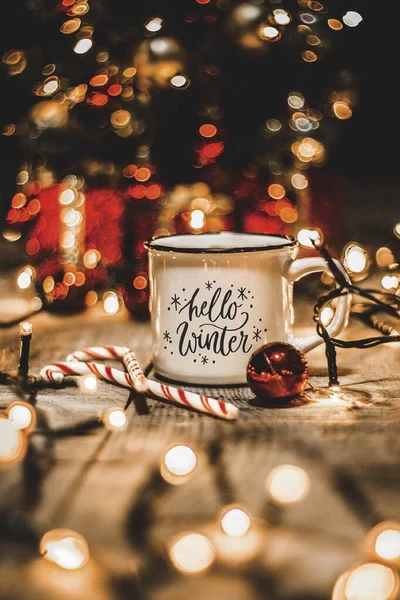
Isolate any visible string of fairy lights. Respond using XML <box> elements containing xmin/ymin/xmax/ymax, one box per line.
<box><xmin>1</xmin><ymin>327</ymin><xmax>400</xmax><ymax>600</ymax></box>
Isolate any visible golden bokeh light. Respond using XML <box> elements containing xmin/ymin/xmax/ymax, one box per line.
<box><xmin>344</xmin><ymin>563</ymin><xmax>397</xmax><ymax>600</ymax></box>
<box><xmin>333</xmin><ymin>101</ymin><xmax>352</xmax><ymax>120</ymax></box>
<box><xmin>266</xmin><ymin>464</ymin><xmax>311</xmax><ymax>505</ymax></box>
<box><xmin>266</xmin><ymin>118</ymin><xmax>282</xmax><ymax>132</ymax></box>
<box><xmin>381</xmin><ymin>275</ymin><xmax>398</xmax><ymax>291</ymax></box>
<box><xmin>342</xmin><ymin>11</ymin><xmax>363</xmax><ymax>28</ymax></box>
<box><xmin>297</xmin><ymin>228</ymin><xmax>323</xmax><ymax>248</ymax></box>
<box><xmin>220</xmin><ymin>507</ymin><xmax>251</xmax><ymax>538</ymax></box>
<box><xmin>17</xmin><ymin>270</ymin><xmax>32</xmax><ymax>289</ymax></box>
<box><xmin>328</xmin><ymin>18</ymin><xmax>343</xmax><ymax>30</ymax></box>
<box><xmin>170</xmin><ymin>74</ymin><xmax>190</xmax><ymax>89</ymax></box>
<box><xmin>60</xmin><ymin>18</ymin><xmax>81</xmax><ymax>34</ymax></box>
<box><xmin>344</xmin><ymin>243</ymin><xmax>368</xmax><ymax>274</ymax></box>
<box><xmin>85</xmin><ymin>290</ymin><xmax>98</xmax><ymax>307</ymax></box>
<box><xmin>169</xmin><ymin>533</ymin><xmax>215</xmax><ymax>575</ymax></box>
<box><xmin>73</xmin><ymin>38</ymin><xmax>93</xmax><ymax>55</ymax></box>
<box><xmin>7</xmin><ymin>401</ymin><xmax>36</xmax><ymax>433</ymax></box>
<box><xmin>376</xmin><ymin>529</ymin><xmax>400</xmax><ymax>562</ymax></box>
<box><xmin>301</xmin><ymin>50</ymin><xmax>318</xmax><ymax>62</ymax></box>
<box><xmin>78</xmin><ymin>375</ymin><xmax>98</xmax><ymax>393</ymax></box>
<box><xmin>268</xmin><ymin>183</ymin><xmax>285</xmax><ymax>199</ymax></box>
<box><xmin>145</xmin><ymin>17</ymin><xmax>163</xmax><ymax>32</ymax></box>
<box><xmin>164</xmin><ymin>445</ymin><xmax>197</xmax><ymax>477</ymax></box>
<box><xmin>288</xmin><ymin>93</ymin><xmax>305</xmax><ymax>110</ymax></box>
<box><xmin>189</xmin><ymin>209</ymin><xmax>206</xmax><ymax>230</ymax></box>
<box><xmin>291</xmin><ymin>173</ymin><xmax>308</xmax><ymax>189</ymax></box>
<box><xmin>102</xmin><ymin>408</ymin><xmax>128</xmax><ymax>431</ymax></box>
<box><xmin>376</xmin><ymin>247</ymin><xmax>395</xmax><ymax>268</ymax></box>
<box><xmin>59</xmin><ymin>188</ymin><xmax>76</xmax><ymax>205</ymax></box>
<box><xmin>0</xmin><ymin>415</ymin><xmax>26</xmax><ymax>467</ymax></box>
<box><xmin>40</xmin><ymin>529</ymin><xmax>90</xmax><ymax>570</ymax></box>
<box><xmin>259</xmin><ymin>25</ymin><xmax>280</xmax><ymax>41</ymax></box>
<box><xmin>102</xmin><ymin>291</ymin><xmax>120</xmax><ymax>315</ymax></box>
<box><xmin>43</xmin><ymin>276</ymin><xmax>55</xmax><ymax>294</ymax></box>
<box><xmin>110</xmin><ymin>110</ymin><xmax>131</xmax><ymax>129</ymax></box>
<box><xmin>273</xmin><ymin>9</ymin><xmax>290</xmax><ymax>25</ymax></box>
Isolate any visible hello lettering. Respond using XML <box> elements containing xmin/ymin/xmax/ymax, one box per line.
<box><xmin>176</xmin><ymin>287</ymin><xmax>253</xmax><ymax>357</ymax></box>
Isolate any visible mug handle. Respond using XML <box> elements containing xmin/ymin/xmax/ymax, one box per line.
<box><xmin>286</xmin><ymin>257</ymin><xmax>352</xmax><ymax>354</ymax></box>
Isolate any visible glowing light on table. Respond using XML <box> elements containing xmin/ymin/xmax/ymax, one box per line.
<box><xmin>189</xmin><ymin>209</ymin><xmax>205</xmax><ymax>230</ymax></box>
<box><xmin>266</xmin><ymin>464</ymin><xmax>310</xmax><ymax>505</ymax></box>
<box><xmin>40</xmin><ymin>529</ymin><xmax>89</xmax><ymax>570</ymax></box>
<box><xmin>164</xmin><ymin>445</ymin><xmax>197</xmax><ymax>476</ymax></box>
<box><xmin>344</xmin><ymin>563</ymin><xmax>397</xmax><ymax>600</ymax></box>
<box><xmin>381</xmin><ymin>275</ymin><xmax>398</xmax><ymax>291</ymax></box>
<box><xmin>169</xmin><ymin>533</ymin><xmax>215</xmax><ymax>574</ymax></box>
<box><xmin>0</xmin><ymin>416</ymin><xmax>26</xmax><ymax>465</ymax></box>
<box><xmin>102</xmin><ymin>408</ymin><xmax>128</xmax><ymax>431</ymax></box>
<box><xmin>220</xmin><ymin>508</ymin><xmax>251</xmax><ymax>538</ymax></box>
<box><xmin>8</xmin><ymin>401</ymin><xmax>36</xmax><ymax>432</ymax></box>
<box><xmin>79</xmin><ymin>375</ymin><xmax>98</xmax><ymax>393</ymax></box>
<box><xmin>375</xmin><ymin>530</ymin><xmax>400</xmax><ymax>561</ymax></box>
<box><xmin>344</xmin><ymin>244</ymin><xmax>367</xmax><ymax>274</ymax></box>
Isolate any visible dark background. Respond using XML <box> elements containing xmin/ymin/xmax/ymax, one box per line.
<box><xmin>0</xmin><ymin>0</ymin><xmax>399</xmax><ymax>241</ymax></box>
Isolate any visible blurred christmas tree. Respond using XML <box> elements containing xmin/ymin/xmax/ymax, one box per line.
<box><xmin>0</xmin><ymin>0</ymin><xmax>363</xmax><ymax>316</ymax></box>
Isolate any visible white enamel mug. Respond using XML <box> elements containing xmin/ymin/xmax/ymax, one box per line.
<box><xmin>147</xmin><ymin>232</ymin><xmax>351</xmax><ymax>385</ymax></box>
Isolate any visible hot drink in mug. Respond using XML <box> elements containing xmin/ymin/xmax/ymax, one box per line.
<box><xmin>147</xmin><ymin>232</ymin><xmax>350</xmax><ymax>385</ymax></box>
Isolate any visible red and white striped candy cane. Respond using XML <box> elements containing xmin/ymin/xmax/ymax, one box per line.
<box><xmin>67</xmin><ymin>346</ymin><xmax>148</xmax><ymax>393</ymax></box>
<box><xmin>40</xmin><ymin>348</ymin><xmax>238</xmax><ymax>421</ymax></box>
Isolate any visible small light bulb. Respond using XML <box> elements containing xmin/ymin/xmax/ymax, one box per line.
<box><xmin>168</xmin><ymin>533</ymin><xmax>215</xmax><ymax>574</ymax></box>
<box><xmin>74</xmin><ymin>39</ymin><xmax>93</xmax><ymax>54</ymax></box>
<box><xmin>17</xmin><ymin>271</ymin><xmax>32</xmax><ymax>289</ymax></box>
<box><xmin>164</xmin><ymin>445</ymin><xmax>197</xmax><ymax>476</ymax></box>
<box><xmin>40</xmin><ymin>529</ymin><xmax>89</xmax><ymax>570</ymax></box>
<box><xmin>8</xmin><ymin>402</ymin><xmax>36</xmax><ymax>432</ymax></box>
<box><xmin>79</xmin><ymin>375</ymin><xmax>98</xmax><ymax>392</ymax></box>
<box><xmin>102</xmin><ymin>408</ymin><xmax>128</xmax><ymax>431</ymax></box>
<box><xmin>266</xmin><ymin>464</ymin><xmax>310</xmax><ymax>505</ymax></box>
<box><xmin>20</xmin><ymin>321</ymin><xmax>33</xmax><ymax>336</ymax></box>
<box><xmin>220</xmin><ymin>508</ymin><xmax>251</xmax><ymax>538</ymax></box>
<box><xmin>297</xmin><ymin>228</ymin><xmax>322</xmax><ymax>248</ymax></box>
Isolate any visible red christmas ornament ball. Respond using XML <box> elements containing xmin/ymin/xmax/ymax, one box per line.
<box><xmin>247</xmin><ymin>342</ymin><xmax>308</xmax><ymax>401</ymax></box>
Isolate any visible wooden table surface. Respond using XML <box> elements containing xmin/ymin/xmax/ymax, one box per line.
<box><xmin>0</xmin><ymin>291</ymin><xmax>399</xmax><ymax>600</ymax></box>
